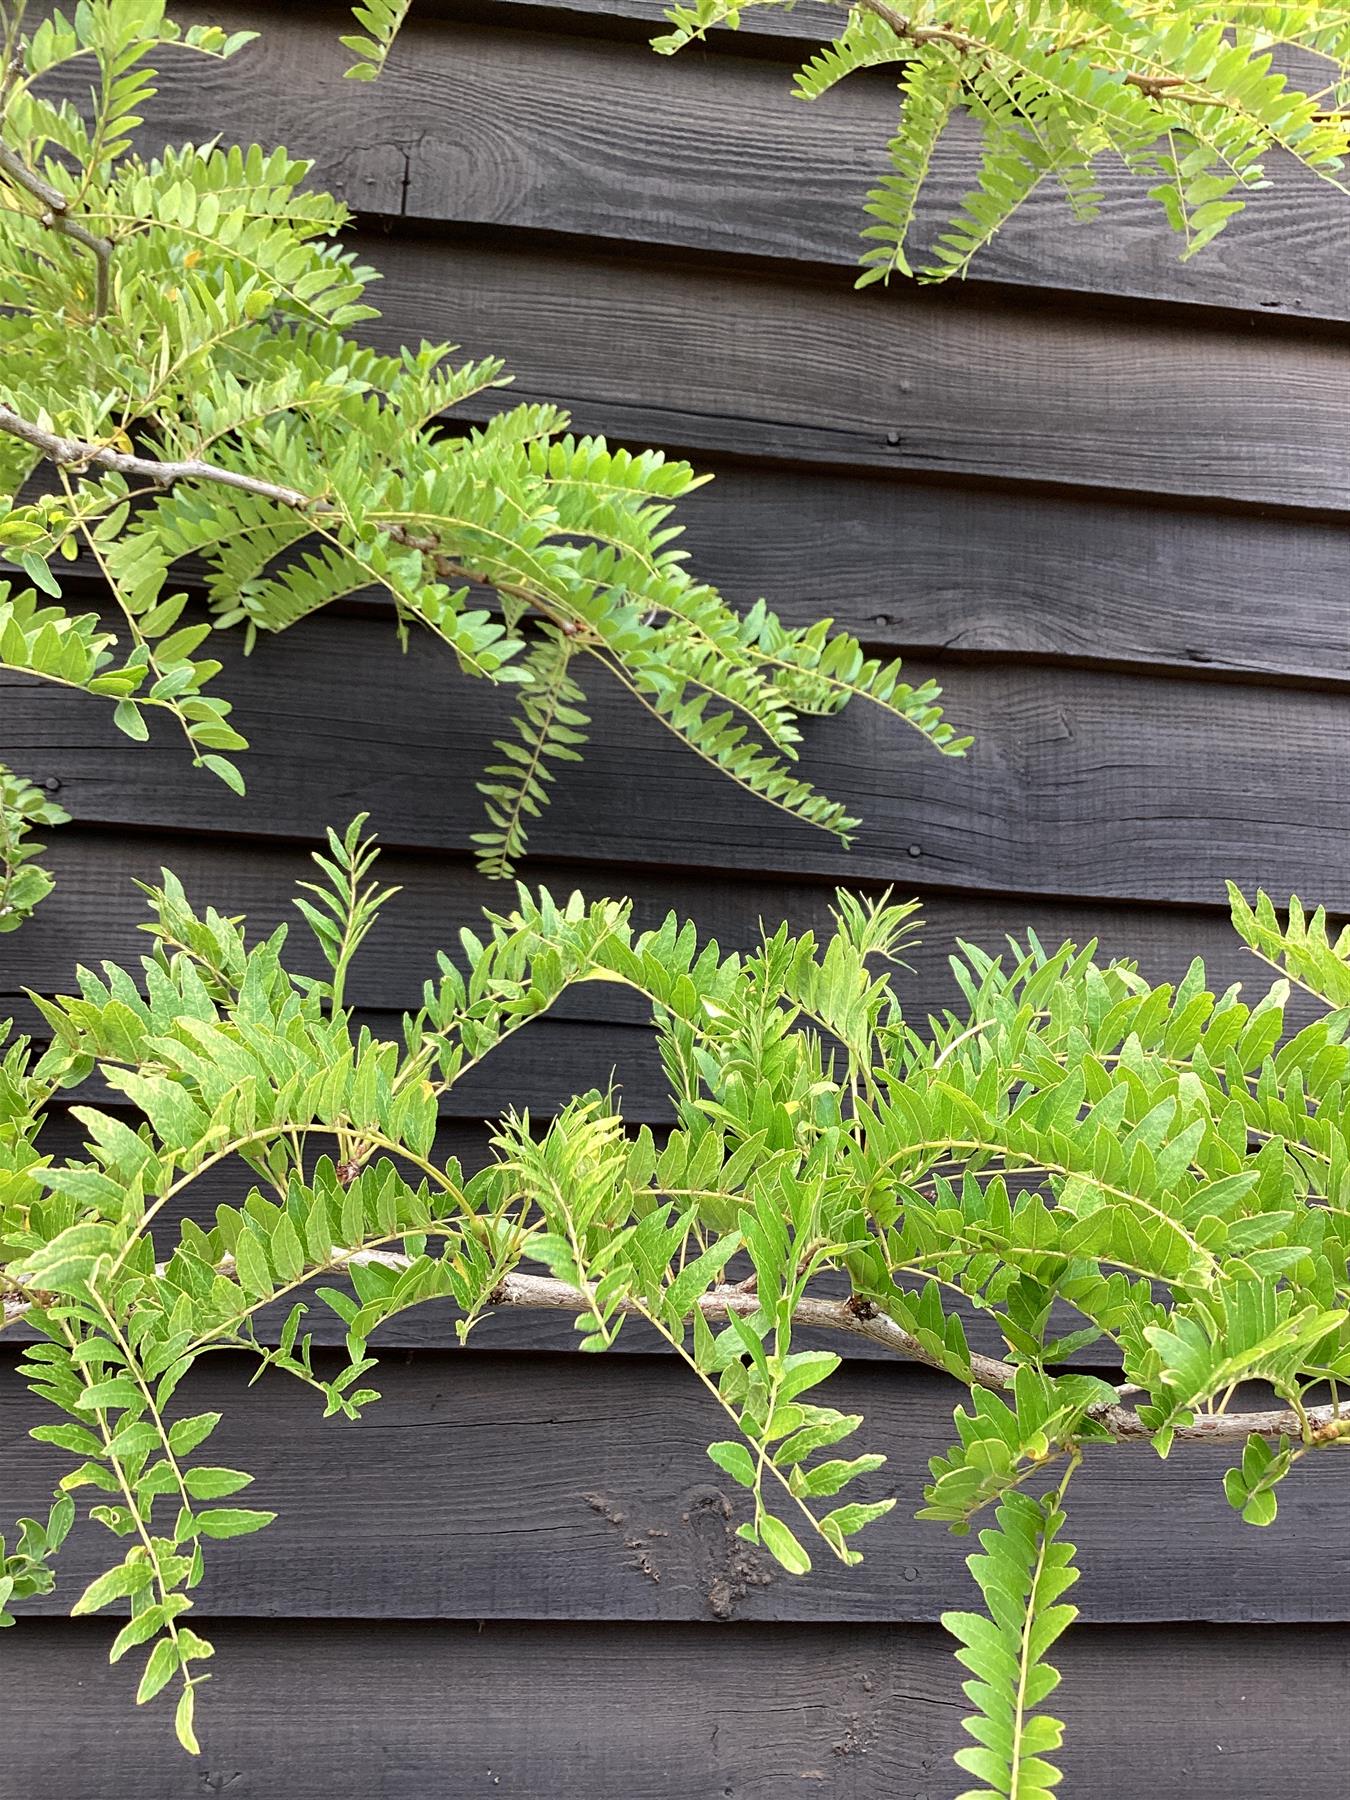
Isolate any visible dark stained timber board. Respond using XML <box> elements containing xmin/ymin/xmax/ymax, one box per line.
<box><xmin>2</xmin><ymin>621</ymin><xmax>1346</xmax><ymax>906</ymax></box>
<box><xmin>0</xmin><ymin>827</ymin><xmax>1298</xmax><ymax>1017</ymax></box>
<box><xmin>34</xmin><ymin>458</ymin><xmax>1350</xmax><ymax>686</ymax></box>
<box><xmin>3</xmin><ymin>1616</ymin><xmax>1348</xmax><ymax>1799</ymax></box>
<box><xmin>349</xmin><ymin>234</ymin><xmax>1350</xmax><ymax>511</ymax></box>
<box><xmin>4</xmin><ymin>1349</ymin><xmax>1348</xmax><ymax>1627</ymax></box>
<box><xmin>663</xmin><ymin>462</ymin><xmax>1350</xmax><ymax>685</ymax></box>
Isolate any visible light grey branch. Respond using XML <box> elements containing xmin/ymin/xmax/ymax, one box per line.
<box><xmin>494</xmin><ymin>1267</ymin><xmax>1024</xmax><ymax>1386</ymax></box>
<box><xmin>487</xmin><ymin>1271</ymin><xmax>1350</xmax><ymax>1446</ymax></box>
<box><xmin>0</xmin><ymin>402</ymin><xmax>316</xmax><ymax>505</ymax></box>
<box><xmin>0</xmin><ymin>401</ymin><xmax>559</xmax><ymax>619</ymax></box>
<box><xmin>0</xmin><ymin>404</ymin><xmax>453</xmax><ymax>558</ymax></box>
<box><xmin>9</xmin><ymin>1253</ymin><xmax>1340</xmax><ymax>1448</ymax></box>
<box><xmin>0</xmin><ymin>142</ymin><xmax>114</xmax><ymax>317</ymax></box>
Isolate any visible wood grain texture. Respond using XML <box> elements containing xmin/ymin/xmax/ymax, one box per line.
<box><xmin>351</xmin><ymin>232</ymin><xmax>1350</xmax><ymax>511</ymax></box>
<box><xmin>664</xmin><ymin>462</ymin><xmax>1350</xmax><ymax>684</ymax></box>
<box><xmin>3</xmin><ymin>618</ymin><xmax>1346</xmax><ymax>905</ymax></box>
<box><xmin>18</xmin><ymin>100</ymin><xmax>1347</xmax><ymax>506</ymax></box>
<box><xmin>0</xmin><ymin>826</ymin><xmax>1288</xmax><ymax>1015</ymax></box>
<box><xmin>235</xmin><ymin>0</ymin><xmax>852</xmax><ymax>47</ymax></box>
<box><xmin>8</xmin><ymin>1616</ymin><xmax>1348</xmax><ymax>1800</ymax></box>
<box><xmin>5</xmin><ymin>1350</ymin><xmax>1348</xmax><ymax>1626</ymax></box>
<box><xmin>83</xmin><ymin>4</ymin><xmax>1350</xmax><ymax>320</ymax></box>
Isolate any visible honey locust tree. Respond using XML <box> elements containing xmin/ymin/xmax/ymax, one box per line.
<box><xmin>0</xmin><ymin>0</ymin><xmax>968</xmax><ymax>932</ymax></box>
<box><xmin>4</xmin><ymin>4</ymin><xmax>1350</xmax><ymax>1798</ymax></box>
<box><xmin>3</xmin><ymin>825</ymin><xmax>1350</xmax><ymax>1791</ymax></box>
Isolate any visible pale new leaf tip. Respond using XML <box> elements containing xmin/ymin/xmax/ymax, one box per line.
<box><xmin>4</xmin><ymin>837</ymin><xmax>1350</xmax><ymax>1776</ymax></box>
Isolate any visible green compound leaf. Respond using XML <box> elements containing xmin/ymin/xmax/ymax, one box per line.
<box><xmin>656</xmin><ymin>2</ymin><xmax>1350</xmax><ymax>282</ymax></box>
<box><xmin>943</xmin><ymin>1483</ymin><xmax>1080</xmax><ymax>1800</ymax></box>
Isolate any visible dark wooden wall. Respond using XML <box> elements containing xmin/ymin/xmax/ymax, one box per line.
<box><xmin>3</xmin><ymin>3</ymin><xmax>1350</xmax><ymax>1794</ymax></box>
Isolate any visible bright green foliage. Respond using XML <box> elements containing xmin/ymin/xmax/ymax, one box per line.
<box><xmin>291</xmin><ymin>813</ymin><xmax>401</xmax><ymax>1013</ymax></box>
<box><xmin>1222</xmin><ymin>1430</ymin><xmax>1294</xmax><ymax>1527</ymax></box>
<box><xmin>943</xmin><ymin>1479</ymin><xmax>1080</xmax><ymax>1800</ymax></box>
<box><xmin>474</xmin><ymin>627</ymin><xmax>590</xmax><ymax>879</ymax></box>
<box><xmin>1230</xmin><ymin>882</ymin><xmax>1350</xmax><ymax>1009</ymax></box>
<box><xmin>1138</xmin><ymin>1280</ymin><xmax>1344</xmax><ymax>1455</ymax></box>
<box><xmin>919</xmin><ymin>1368</ymin><xmax>1114</xmax><ymax>1528</ymax></box>
<box><xmin>0</xmin><ymin>0</ymin><xmax>967</xmax><ymax>905</ymax></box>
<box><xmin>340</xmin><ymin>0</ymin><xmax>413</xmax><ymax>80</ymax></box>
<box><xmin>653</xmin><ymin>2</ymin><xmax>1350</xmax><ymax>282</ymax></box>
<box><xmin>4</xmin><ymin>828</ymin><xmax>1350</xmax><ymax>1773</ymax></box>
<box><xmin>0</xmin><ymin>761</ymin><xmax>69</xmax><ymax>931</ymax></box>
<box><xmin>0</xmin><ymin>1493</ymin><xmax>74</xmax><ymax>1624</ymax></box>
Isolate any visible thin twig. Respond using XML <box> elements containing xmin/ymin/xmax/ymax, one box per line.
<box><xmin>852</xmin><ymin>0</ymin><xmax>1350</xmax><ymax>114</ymax></box>
<box><xmin>0</xmin><ymin>406</ymin><xmax>528</xmax><ymax>578</ymax></box>
<box><xmin>854</xmin><ymin>1</ymin><xmax>979</xmax><ymax>54</ymax></box>
<box><xmin>0</xmin><ymin>402</ymin><xmax>317</xmax><ymax>504</ymax></box>
<box><xmin>0</xmin><ymin>401</ymin><xmax>588</xmax><ymax>653</ymax></box>
<box><xmin>0</xmin><ymin>142</ymin><xmax>113</xmax><ymax>317</ymax></box>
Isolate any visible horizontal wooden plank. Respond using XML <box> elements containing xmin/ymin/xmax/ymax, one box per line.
<box><xmin>4</xmin><ymin>619</ymin><xmax>1348</xmax><ymax>906</ymax></box>
<box><xmin>5</xmin><ymin>1350</ymin><xmax>1347</xmax><ymax>1625</ymax></box>
<box><xmin>288</xmin><ymin>0</ymin><xmax>843</xmax><ymax>46</ymax></box>
<box><xmin>4</xmin><ymin>998</ymin><xmax>672</xmax><ymax>1122</ymax></box>
<box><xmin>8</xmin><ymin>1615</ymin><xmax>1347</xmax><ymax>1800</ymax></box>
<box><xmin>350</xmin><ymin>232</ymin><xmax>1350</xmax><ymax>511</ymax></box>
<box><xmin>107</xmin><ymin>4</ymin><xmax>1350</xmax><ymax>320</ymax></box>
<box><xmin>667</xmin><ymin>462</ymin><xmax>1350</xmax><ymax>685</ymax></box>
<box><xmin>17</xmin><ymin>111</ymin><xmax>1344</xmax><ymax>506</ymax></box>
<box><xmin>0</xmin><ymin>827</ymin><xmax>1289</xmax><ymax>1014</ymax></box>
